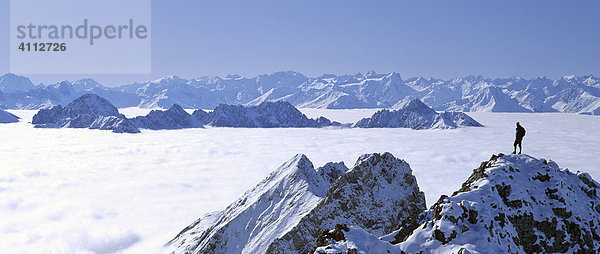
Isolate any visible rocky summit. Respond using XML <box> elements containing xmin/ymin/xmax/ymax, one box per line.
<box><xmin>316</xmin><ymin>154</ymin><xmax>600</xmax><ymax>254</ymax></box>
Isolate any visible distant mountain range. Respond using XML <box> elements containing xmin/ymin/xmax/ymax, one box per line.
<box><xmin>1</xmin><ymin>72</ymin><xmax>599</xmax><ymax>115</ymax></box>
<box><xmin>29</xmin><ymin>94</ymin><xmax>478</xmax><ymax>133</ymax></box>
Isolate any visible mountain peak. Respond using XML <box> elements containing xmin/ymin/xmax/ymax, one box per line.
<box><xmin>397</xmin><ymin>98</ymin><xmax>436</xmax><ymax>113</ymax></box>
<box><xmin>65</xmin><ymin>94</ymin><xmax>121</xmax><ymax>117</ymax></box>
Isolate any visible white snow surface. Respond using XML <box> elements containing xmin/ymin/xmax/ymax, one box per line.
<box><xmin>315</xmin><ymin>226</ymin><xmax>400</xmax><ymax>254</ymax></box>
<box><xmin>0</xmin><ymin>108</ymin><xmax>599</xmax><ymax>253</ymax></box>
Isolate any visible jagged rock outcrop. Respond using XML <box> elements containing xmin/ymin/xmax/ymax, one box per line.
<box><xmin>267</xmin><ymin>152</ymin><xmax>426</xmax><ymax>254</ymax></box>
<box><xmin>167</xmin><ymin>155</ymin><xmax>348</xmax><ymax>254</ymax></box>
<box><xmin>130</xmin><ymin>104</ymin><xmax>202</xmax><ymax>130</ymax></box>
<box><xmin>316</xmin><ymin>154</ymin><xmax>600</xmax><ymax>254</ymax></box>
<box><xmin>32</xmin><ymin>94</ymin><xmax>139</xmax><ymax>133</ymax></box>
<box><xmin>354</xmin><ymin>98</ymin><xmax>483</xmax><ymax>129</ymax></box>
<box><xmin>0</xmin><ymin>109</ymin><xmax>19</xmax><ymax>123</ymax></box>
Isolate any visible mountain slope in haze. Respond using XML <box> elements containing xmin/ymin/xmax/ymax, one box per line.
<box><xmin>0</xmin><ymin>109</ymin><xmax>19</xmax><ymax>123</ymax></box>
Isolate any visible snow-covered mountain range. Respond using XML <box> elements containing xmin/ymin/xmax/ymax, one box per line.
<box><xmin>167</xmin><ymin>152</ymin><xmax>426</xmax><ymax>254</ymax></box>
<box><xmin>315</xmin><ymin>154</ymin><xmax>600</xmax><ymax>253</ymax></box>
<box><xmin>2</xmin><ymin>72</ymin><xmax>599</xmax><ymax>115</ymax></box>
<box><xmin>32</xmin><ymin>95</ymin><xmax>481</xmax><ymax>132</ymax></box>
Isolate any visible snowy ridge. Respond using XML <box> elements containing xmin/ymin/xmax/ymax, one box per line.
<box><xmin>0</xmin><ymin>109</ymin><xmax>19</xmax><ymax>123</ymax></box>
<box><xmin>32</xmin><ymin>94</ymin><xmax>140</xmax><ymax>133</ymax></box>
<box><xmin>167</xmin><ymin>154</ymin><xmax>348</xmax><ymax>254</ymax></box>
<box><xmin>354</xmin><ymin>98</ymin><xmax>483</xmax><ymax>129</ymax></box>
<box><xmin>2</xmin><ymin>72</ymin><xmax>599</xmax><ymax>115</ymax></box>
<box><xmin>315</xmin><ymin>154</ymin><xmax>600</xmax><ymax>254</ymax></box>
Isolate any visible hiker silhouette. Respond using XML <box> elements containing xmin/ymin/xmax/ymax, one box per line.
<box><xmin>512</xmin><ymin>122</ymin><xmax>526</xmax><ymax>154</ymax></box>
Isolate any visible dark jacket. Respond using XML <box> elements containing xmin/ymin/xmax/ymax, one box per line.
<box><xmin>516</xmin><ymin>125</ymin><xmax>526</xmax><ymax>139</ymax></box>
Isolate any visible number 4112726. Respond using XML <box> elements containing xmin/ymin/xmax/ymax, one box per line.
<box><xmin>18</xmin><ymin>42</ymin><xmax>67</xmax><ymax>52</ymax></box>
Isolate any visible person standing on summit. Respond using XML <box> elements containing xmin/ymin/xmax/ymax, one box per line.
<box><xmin>513</xmin><ymin>122</ymin><xmax>526</xmax><ymax>154</ymax></box>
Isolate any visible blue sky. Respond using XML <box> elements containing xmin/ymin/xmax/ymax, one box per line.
<box><xmin>1</xmin><ymin>0</ymin><xmax>599</xmax><ymax>86</ymax></box>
